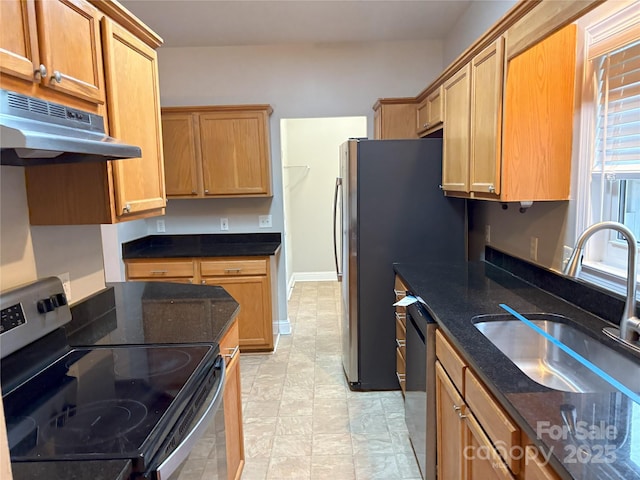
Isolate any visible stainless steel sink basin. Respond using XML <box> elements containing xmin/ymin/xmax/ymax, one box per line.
<box><xmin>473</xmin><ymin>314</ymin><xmax>640</xmax><ymax>393</ymax></box>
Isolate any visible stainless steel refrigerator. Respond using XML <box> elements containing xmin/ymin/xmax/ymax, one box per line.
<box><xmin>333</xmin><ymin>138</ymin><xmax>466</xmax><ymax>391</ymax></box>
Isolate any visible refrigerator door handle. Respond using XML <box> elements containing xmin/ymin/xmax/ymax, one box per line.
<box><xmin>333</xmin><ymin>176</ymin><xmax>343</xmax><ymax>281</ymax></box>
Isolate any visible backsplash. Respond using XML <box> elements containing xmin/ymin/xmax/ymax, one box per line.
<box><xmin>485</xmin><ymin>246</ymin><xmax>639</xmax><ymax>326</ymax></box>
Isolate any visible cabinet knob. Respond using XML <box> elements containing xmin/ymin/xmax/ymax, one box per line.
<box><xmin>51</xmin><ymin>71</ymin><xmax>62</xmax><ymax>84</ymax></box>
<box><xmin>123</xmin><ymin>204</ymin><xmax>131</xmax><ymax>214</ymax></box>
<box><xmin>204</xmin><ymin>189</ymin><xmax>209</xmax><ymax>194</ymax></box>
<box><xmin>201</xmin><ymin>280</ymin><xmax>206</xmax><ymax>284</ymax></box>
<box><xmin>35</xmin><ymin>64</ymin><xmax>47</xmax><ymax>79</ymax></box>
<box><xmin>488</xmin><ymin>185</ymin><xmax>496</xmax><ymax>193</ymax></box>
<box><xmin>423</xmin><ymin>122</ymin><xmax>429</xmax><ymax>128</ymax></box>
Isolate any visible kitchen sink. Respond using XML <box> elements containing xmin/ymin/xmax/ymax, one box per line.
<box><xmin>473</xmin><ymin>314</ymin><xmax>640</xmax><ymax>393</ymax></box>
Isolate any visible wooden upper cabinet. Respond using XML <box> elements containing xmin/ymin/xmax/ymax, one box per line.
<box><xmin>501</xmin><ymin>24</ymin><xmax>577</xmax><ymax>202</ymax></box>
<box><xmin>161</xmin><ymin>113</ymin><xmax>201</xmax><ymax>197</ymax></box>
<box><xmin>161</xmin><ymin>105</ymin><xmax>273</xmax><ymax>198</ymax></box>
<box><xmin>102</xmin><ymin>18</ymin><xmax>166</xmax><ymax>219</ymax></box>
<box><xmin>417</xmin><ymin>86</ymin><xmax>443</xmax><ymax>135</ymax></box>
<box><xmin>372</xmin><ymin>98</ymin><xmax>417</xmax><ymax>139</ymax></box>
<box><xmin>36</xmin><ymin>0</ymin><xmax>105</xmax><ymax>104</ymax></box>
<box><xmin>0</xmin><ymin>0</ymin><xmax>105</xmax><ymax>105</ymax></box>
<box><xmin>442</xmin><ymin>64</ymin><xmax>471</xmax><ymax>193</ymax></box>
<box><xmin>24</xmin><ymin>11</ymin><xmax>166</xmax><ymax>225</ymax></box>
<box><xmin>199</xmin><ymin>110</ymin><xmax>271</xmax><ymax>196</ymax></box>
<box><xmin>469</xmin><ymin>36</ymin><xmax>505</xmax><ymax>196</ymax></box>
<box><xmin>0</xmin><ymin>0</ymin><xmax>39</xmax><ymax>82</ymax></box>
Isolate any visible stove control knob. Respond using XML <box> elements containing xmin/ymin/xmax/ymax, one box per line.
<box><xmin>50</xmin><ymin>293</ymin><xmax>67</xmax><ymax>307</ymax></box>
<box><xmin>37</xmin><ymin>298</ymin><xmax>55</xmax><ymax>314</ymax></box>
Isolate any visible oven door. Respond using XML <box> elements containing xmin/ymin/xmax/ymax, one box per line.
<box><xmin>151</xmin><ymin>355</ymin><xmax>227</xmax><ymax>480</ymax></box>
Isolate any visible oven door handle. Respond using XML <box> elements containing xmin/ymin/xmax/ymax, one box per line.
<box><xmin>156</xmin><ymin>356</ymin><xmax>226</xmax><ymax>480</ymax></box>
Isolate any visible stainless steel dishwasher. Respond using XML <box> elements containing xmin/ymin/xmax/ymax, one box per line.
<box><xmin>405</xmin><ymin>300</ymin><xmax>437</xmax><ymax>480</ymax></box>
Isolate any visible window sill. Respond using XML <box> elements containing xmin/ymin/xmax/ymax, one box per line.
<box><xmin>580</xmin><ymin>260</ymin><xmax>640</xmax><ymax>302</ymax></box>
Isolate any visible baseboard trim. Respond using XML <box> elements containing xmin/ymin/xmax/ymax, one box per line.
<box><xmin>276</xmin><ymin>317</ymin><xmax>292</xmax><ymax>335</ymax></box>
<box><xmin>291</xmin><ymin>271</ymin><xmax>338</xmax><ymax>283</ymax></box>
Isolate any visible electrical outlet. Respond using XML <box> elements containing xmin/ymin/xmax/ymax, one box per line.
<box><xmin>259</xmin><ymin>215</ymin><xmax>272</xmax><ymax>228</ymax></box>
<box><xmin>156</xmin><ymin>219</ymin><xmax>165</xmax><ymax>233</ymax></box>
<box><xmin>530</xmin><ymin>237</ymin><xmax>539</xmax><ymax>262</ymax></box>
<box><xmin>57</xmin><ymin>272</ymin><xmax>71</xmax><ymax>303</ymax></box>
<box><xmin>220</xmin><ymin>218</ymin><xmax>229</xmax><ymax>231</ymax></box>
<box><xmin>485</xmin><ymin>225</ymin><xmax>491</xmax><ymax>244</ymax></box>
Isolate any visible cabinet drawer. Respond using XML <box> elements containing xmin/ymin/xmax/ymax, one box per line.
<box><xmin>465</xmin><ymin>370</ymin><xmax>520</xmax><ymax>474</ymax></box>
<box><xmin>396</xmin><ymin>316</ymin><xmax>406</xmax><ymax>341</ymax></box>
<box><xmin>219</xmin><ymin>318</ymin><xmax>240</xmax><ymax>370</ymax></box>
<box><xmin>396</xmin><ymin>348</ymin><xmax>406</xmax><ymax>392</ymax></box>
<box><xmin>201</xmin><ymin>258</ymin><xmax>267</xmax><ymax>276</ymax></box>
<box><xmin>126</xmin><ymin>259</ymin><xmax>195</xmax><ymax>279</ymax></box>
<box><xmin>435</xmin><ymin>330</ymin><xmax>467</xmax><ymax>394</ymax></box>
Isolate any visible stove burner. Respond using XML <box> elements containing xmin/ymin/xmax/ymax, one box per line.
<box><xmin>113</xmin><ymin>349</ymin><xmax>192</xmax><ymax>378</ymax></box>
<box><xmin>41</xmin><ymin>399</ymin><xmax>148</xmax><ymax>449</ymax></box>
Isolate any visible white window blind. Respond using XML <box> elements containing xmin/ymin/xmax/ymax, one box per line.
<box><xmin>592</xmin><ymin>40</ymin><xmax>640</xmax><ymax>179</ymax></box>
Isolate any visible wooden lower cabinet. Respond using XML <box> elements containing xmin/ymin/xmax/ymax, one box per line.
<box><xmin>435</xmin><ymin>330</ymin><xmax>557</xmax><ymax>480</ymax></box>
<box><xmin>219</xmin><ymin>318</ymin><xmax>244</xmax><ymax>480</ymax></box>
<box><xmin>203</xmin><ymin>275</ymin><xmax>272</xmax><ymax>352</ymax></box>
<box><xmin>394</xmin><ymin>275</ymin><xmax>408</xmax><ymax>393</ymax></box>
<box><xmin>436</xmin><ymin>361</ymin><xmax>465</xmax><ymax>480</ymax></box>
<box><xmin>124</xmin><ymin>256</ymin><xmax>275</xmax><ymax>352</ymax></box>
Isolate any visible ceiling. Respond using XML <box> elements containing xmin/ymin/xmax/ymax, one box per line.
<box><xmin>120</xmin><ymin>0</ymin><xmax>473</xmax><ymax>48</ymax></box>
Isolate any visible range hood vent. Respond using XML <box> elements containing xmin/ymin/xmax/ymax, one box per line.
<box><xmin>0</xmin><ymin>89</ymin><xmax>142</xmax><ymax>166</ymax></box>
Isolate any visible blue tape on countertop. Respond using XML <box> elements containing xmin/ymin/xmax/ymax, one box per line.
<box><xmin>499</xmin><ymin>304</ymin><xmax>640</xmax><ymax>406</ymax></box>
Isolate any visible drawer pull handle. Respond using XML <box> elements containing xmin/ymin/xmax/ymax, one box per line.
<box><xmin>395</xmin><ymin>311</ymin><xmax>406</xmax><ymax>321</ymax></box>
<box><xmin>224</xmin><ymin>268</ymin><xmax>242</xmax><ymax>273</ymax></box>
<box><xmin>453</xmin><ymin>404</ymin><xmax>462</xmax><ymax>412</ymax></box>
<box><xmin>458</xmin><ymin>412</ymin><xmax>467</xmax><ymax>419</ymax></box>
<box><xmin>393</xmin><ymin>289</ymin><xmax>406</xmax><ymax>298</ymax></box>
<box><xmin>396</xmin><ymin>373</ymin><xmax>406</xmax><ymax>383</ymax></box>
<box><xmin>224</xmin><ymin>346</ymin><xmax>240</xmax><ymax>360</ymax></box>
<box><xmin>396</xmin><ymin>339</ymin><xmax>406</xmax><ymax>348</ymax></box>
<box><xmin>150</xmin><ymin>270</ymin><xmax>168</xmax><ymax>275</ymax></box>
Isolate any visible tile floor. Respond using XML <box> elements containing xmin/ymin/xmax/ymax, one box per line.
<box><xmin>239</xmin><ymin>281</ymin><xmax>422</xmax><ymax>480</ymax></box>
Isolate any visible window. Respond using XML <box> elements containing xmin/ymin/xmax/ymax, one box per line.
<box><xmin>576</xmin><ymin>1</ymin><xmax>640</xmax><ymax>293</ymax></box>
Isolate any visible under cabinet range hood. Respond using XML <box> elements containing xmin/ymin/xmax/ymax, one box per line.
<box><xmin>0</xmin><ymin>89</ymin><xmax>141</xmax><ymax>166</ymax></box>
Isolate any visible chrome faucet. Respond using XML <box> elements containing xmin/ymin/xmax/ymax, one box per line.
<box><xmin>564</xmin><ymin>221</ymin><xmax>639</xmax><ymax>348</ymax></box>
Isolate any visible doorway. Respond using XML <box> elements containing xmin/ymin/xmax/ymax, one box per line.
<box><xmin>280</xmin><ymin>117</ymin><xmax>367</xmax><ymax>296</ymax></box>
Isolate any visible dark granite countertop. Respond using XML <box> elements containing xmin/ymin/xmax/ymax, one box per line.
<box><xmin>122</xmin><ymin>233</ymin><xmax>282</xmax><ymax>259</ymax></box>
<box><xmin>10</xmin><ymin>281</ymin><xmax>239</xmax><ymax>480</ymax></box>
<box><xmin>394</xmin><ymin>260</ymin><xmax>640</xmax><ymax>480</ymax></box>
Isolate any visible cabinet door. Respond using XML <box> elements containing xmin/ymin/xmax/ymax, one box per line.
<box><xmin>102</xmin><ymin>18</ymin><xmax>166</xmax><ymax>220</ymax></box>
<box><xmin>418</xmin><ymin>86</ymin><xmax>443</xmax><ymax>133</ymax></box>
<box><xmin>199</xmin><ymin>111</ymin><xmax>272</xmax><ymax>196</ymax></box>
<box><xmin>523</xmin><ymin>445</ymin><xmax>559</xmax><ymax>480</ymax></box>
<box><xmin>203</xmin><ymin>276</ymin><xmax>273</xmax><ymax>352</ymax></box>
<box><xmin>0</xmin><ymin>0</ymin><xmax>39</xmax><ymax>82</ymax></box>
<box><xmin>470</xmin><ymin>37</ymin><xmax>504</xmax><ymax>195</ymax></box>
<box><xmin>436</xmin><ymin>361</ymin><xmax>466</xmax><ymax>480</ymax></box>
<box><xmin>442</xmin><ymin>65</ymin><xmax>471</xmax><ymax>192</ymax></box>
<box><xmin>501</xmin><ymin>24</ymin><xmax>576</xmax><ymax>201</ymax></box>
<box><xmin>161</xmin><ymin>113</ymin><xmax>201</xmax><ymax>197</ymax></box>
<box><xmin>36</xmin><ymin>0</ymin><xmax>105</xmax><ymax>104</ymax></box>
<box><xmin>464</xmin><ymin>412</ymin><xmax>515</xmax><ymax>480</ymax></box>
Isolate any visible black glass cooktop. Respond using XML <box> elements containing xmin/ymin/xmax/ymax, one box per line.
<box><xmin>3</xmin><ymin>343</ymin><xmax>216</xmax><ymax>462</ymax></box>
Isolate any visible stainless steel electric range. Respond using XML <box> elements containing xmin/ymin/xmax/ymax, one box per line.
<box><xmin>1</xmin><ymin>277</ymin><xmax>228</xmax><ymax>480</ymax></box>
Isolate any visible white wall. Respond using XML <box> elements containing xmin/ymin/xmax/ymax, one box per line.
<box><xmin>443</xmin><ymin>1</ymin><xmax>517</xmax><ymax>65</ymax></box>
<box><xmin>134</xmin><ymin>39</ymin><xmax>444</xmax><ymax>324</ymax></box>
<box><xmin>0</xmin><ymin>166</ymin><xmax>106</xmax><ymax>303</ymax></box>
<box><xmin>282</xmin><ymin>117</ymin><xmax>367</xmax><ymax>284</ymax></box>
